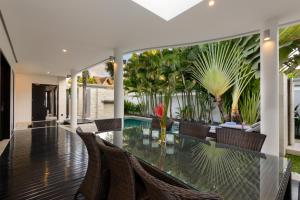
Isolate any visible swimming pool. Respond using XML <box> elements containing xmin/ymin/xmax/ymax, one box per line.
<box><xmin>124</xmin><ymin>117</ymin><xmax>151</xmax><ymax>128</ymax></box>
<box><xmin>124</xmin><ymin>116</ymin><xmax>179</xmax><ymax>132</ymax></box>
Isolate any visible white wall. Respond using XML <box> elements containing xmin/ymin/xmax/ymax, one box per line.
<box><xmin>15</xmin><ymin>73</ymin><xmax>62</xmax><ymax>128</ymax></box>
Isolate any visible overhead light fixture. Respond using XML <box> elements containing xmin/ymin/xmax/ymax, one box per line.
<box><xmin>263</xmin><ymin>30</ymin><xmax>271</xmax><ymax>41</ymax></box>
<box><xmin>62</xmin><ymin>49</ymin><xmax>68</xmax><ymax>53</ymax></box>
<box><xmin>208</xmin><ymin>0</ymin><xmax>215</xmax><ymax>7</ymax></box>
<box><xmin>131</xmin><ymin>0</ymin><xmax>203</xmax><ymax>21</ymax></box>
<box><xmin>47</xmin><ymin>72</ymin><xmax>50</xmax><ymax>74</ymax></box>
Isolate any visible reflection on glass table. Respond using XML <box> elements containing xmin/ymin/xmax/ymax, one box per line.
<box><xmin>97</xmin><ymin>127</ymin><xmax>291</xmax><ymax>200</ymax></box>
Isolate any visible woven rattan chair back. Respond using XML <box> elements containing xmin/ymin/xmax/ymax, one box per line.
<box><xmin>130</xmin><ymin>156</ymin><xmax>222</xmax><ymax>200</ymax></box>
<box><xmin>216</xmin><ymin>128</ymin><xmax>266</xmax><ymax>152</ymax></box>
<box><xmin>151</xmin><ymin>117</ymin><xmax>173</xmax><ymax>131</ymax></box>
<box><xmin>76</xmin><ymin>127</ymin><xmax>103</xmax><ymax>200</ymax></box>
<box><xmin>97</xmin><ymin>142</ymin><xmax>136</xmax><ymax>200</ymax></box>
<box><xmin>179</xmin><ymin>121</ymin><xmax>209</xmax><ymax>140</ymax></box>
<box><xmin>94</xmin><ymin>118</ymin><xmax>122</xmax><ymax>132</ymax></box>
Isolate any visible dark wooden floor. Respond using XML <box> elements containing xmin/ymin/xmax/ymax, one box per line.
<box><xmin>0</xmin><ymin>127</ymin><xmax>87</xmax><ymax>200</ymax></box>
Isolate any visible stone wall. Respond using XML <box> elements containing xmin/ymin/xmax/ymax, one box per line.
<box><xmin>78</xmin><ymin>86</ymin><xmax>114</xmax><ymax>119</ymax></box>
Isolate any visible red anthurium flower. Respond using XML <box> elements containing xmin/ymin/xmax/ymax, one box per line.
<box><xmin>155</xmin><ymin>103</ymin><xmax>164</xmax><ymax>119</ymax></box>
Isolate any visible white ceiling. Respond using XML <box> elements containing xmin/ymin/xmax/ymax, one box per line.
<box><xmin>1</xmin><ymin>0</ymin><xmax>300</xmax><ymax>76</ymax></box>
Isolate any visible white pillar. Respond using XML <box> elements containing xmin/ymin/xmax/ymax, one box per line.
<box><xmin>58</xmin><ymin>77</ymin><xmax>67</xmax><ymax>123</ymax></box>
<box><xmin>279</xmin><ymin>74</ymin><xmax>288</xmax><ymax>156</ymax></box>
<box><xmin>260</xmin><ymin>20</ymin><xmax>279</xmax><ymax>156</ymax></box>
<box><xmin>113</xmin><ymin>48</ymin><xmax>124</xmax><ymax>123</ymax></box>
<box><xmin>71</xmin><ymin>69</ymin><xmax>78</xmax><ymax>129</ymax></box>
<box><xmin>289</xmin><ymin>79</ymin><xmax>295</xmax><ymax>145</ymax></box>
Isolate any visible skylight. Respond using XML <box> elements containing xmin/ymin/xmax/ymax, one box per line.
<box><xmin>131</xmin><ymin>0</ymin><xmax>203</xmax><ymax>21</ymax></box>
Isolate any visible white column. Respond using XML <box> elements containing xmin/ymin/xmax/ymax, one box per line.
<box><xmin>279</xmin><ymin>74</ymin><xmax>288</xmax><ymax>156</ymax></box>
<box><xmin>113</xmin><ymin>48</ymin><xmax>124</xmax><ymax>123</ymax></box>
<box><xmin>260</xmin><ymin>20</ymin><xmax>280</xmax><ymax>156</ymax></box>
<box><xmin>58</xmin><ymin>77</ymin><xmax>67</xmax><ymax>123</ymax></box>
<box><xmin>71</xmin><ymin>69</ymin><xmax>78</xmax><ymax>129</ymax></box>
<box><xmin>289</xmin><ymin>79</ymin><xmax>295</xmax><ymax>145</ymax></box>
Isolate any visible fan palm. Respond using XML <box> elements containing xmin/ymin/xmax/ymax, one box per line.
<box><xmin>191</xmin><ymin>41</ymin><xmax>245</xmax><ymax>122</ymax></box>
<box><xmin>231</xmin><ymin>64</ymin><xmax>256</xmax><ymax>121</ymax></box>
<box><xmin>279</xmin><ymin>24</ymin><xmax>300</xmax><ymax>77</ymax></box>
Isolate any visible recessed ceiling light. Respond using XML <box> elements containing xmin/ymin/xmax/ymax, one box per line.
<box><xmin>62</xmin><ymin>49</ymin><xmax>68</xmax><ymax>53</ymax></box>
<box><xmin>47</xmin><ymin>72</ymin><xmax>50</xmax><ymax>74</ymax></box>
<box><xmin>208</xmin><ymin>0</ymin><xmax>215</xmax><ymax>7</ymax></box>
<box><xmin>131</xmin><ymin>0</ymin><xmax>203</xmax><ymax>21</ymax></box>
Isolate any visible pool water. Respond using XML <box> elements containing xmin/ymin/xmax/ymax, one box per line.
<box><xmin>124</xmin><ymin>117</ymin><xmax>179</xmax><ymax>132</ymax></box>
<box><xmin>124</xmin><ymin>118</ymin><xmax>151</xmax><ymax>128</ymax></box>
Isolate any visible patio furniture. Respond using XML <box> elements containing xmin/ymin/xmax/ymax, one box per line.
<box><xmin>130</xmin><ymin>155</ymin><xmax>221</xmax><ymax>200</ymax></box>
<box><xmin>97</xmin><ymin>139</ymin><xmax>136</xmax><ymax>200</ymax></box>
<box><xmin>216</xmin><ymin>127</ymin><xmax>266</xmax><ymax>152</ymax></box>
<box><xmin>97</xmin><ymin>127</ymin><xmax>291</xmax><ymax>200</ymax></box>
<box><xmin>151</xmin><ymin>117</ymin><xmax>173</xmax><ymax>131</ymax></box>
<box><xmin>94</xmin><ymin>118</ymin><xmax>122</xmax><ymax>133</ymax></box>
<box><xmin>75</xmin><ymin>127</ymin><xmax>106</xmax><ymax>200</ymax></box>
<box><xmin>139</xmin><ymin>159</ymin><xmax>191</xmax><ymax>189</ymax></box>
<box><xmin>179</xmin><ymin>121</ymin><xmax>209</xmax><ymax>140</ymax></box>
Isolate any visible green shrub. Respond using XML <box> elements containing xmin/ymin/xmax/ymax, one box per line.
<box><xmin>124</xmin><ymin>100</ymin><xmax>142</xmax><ymax>115</ymax></box>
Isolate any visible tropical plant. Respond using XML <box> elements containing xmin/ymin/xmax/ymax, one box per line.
<box><xmin>231</xmin><ymin>64</ymin><xmax>256</xmax><ymax>121</ymax></box>
<box><xmin>279</xmin><ymin>24</ymin><xmax>300</xmax><ymax>77</ymax></box>
<box><xmin>239</xmin><ymin>80</ymin><xmax>260</xmax><ymax>124</ymax></box>
<box><xmin>82</xmin><ymin>70</ymin><xmax>89</xmax><ymax>119</ymax></box>
<box><xmin>105</xmin><ymin>61</ymin><xmax>114</xmax><ymax>78</ymax></box>
<box><xmin>124</xmin><ymin>100</ymin><xmax>142</xmax><ymax>115</ymax></box>
<box><xmin>191</xmin><ymin>41</ymin><xmax>245</xmax><ymax>122</ymax></box>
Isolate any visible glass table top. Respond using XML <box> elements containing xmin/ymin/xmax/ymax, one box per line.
<box><xmin>96</xmin><ymin>127</ymin><xmax>291</xmax><ymax>200</ymax></box>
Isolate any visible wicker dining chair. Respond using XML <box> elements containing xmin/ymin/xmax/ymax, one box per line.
<box><xmin>75</xmin><ymin>127</ymin><xmax>107</xmax><ymax>200</ymax></box>
<box><xmin>97</xmin><ymin>141</ymin><xmax>136</xmax><ymax>200</ymax></box>
<box><xmin>129</xmin><ymin>155</ymin><xmax>222</xmax><ymax>200</ymax></box>
<box><xmin>216</xmin><ymin>128</ymin><xmax>266</xmax><ymax>152</ymax></box>
<box><xmin>179</xmin><ymin>121</ymin><xmax>210</xmax><ymax>140</ymax></box>
<box><xmin>151</xmin><ymin>118</ymin><xmax>173</xmax><ymax>131</ymax></box>
<box><xmin>139</xmin><ymin>160</ymin><xmax>190</xmax><ymax>189</ymax></box>
<box><xmin>94</xmin><ymin>118</ymin><xmax>122</xmax><ymax>133</ymax></box>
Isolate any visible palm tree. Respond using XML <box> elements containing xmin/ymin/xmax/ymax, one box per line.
<box><xmin>105</xmin><ymin>61</ymin><xmax>114</xmax><ymax>79</ymax></box>
<box><xmin>279</xmin><ymin>24</ymin><xmax>300</xmax><ymax>77</ymax></box>
<box><xmin>82</xmin><ymin>70</ymin><xmax>89</xmax><ymax>119</ymax></box>
<box><xmin>158</xmin><ymin>49</ymin><xmax>181</xmax><ymax>118</ymax></box>
<box><xmin>231</xmin><ymin>65</ymin><xmax>256</xmax><ymax>121</ymax></box>
<box><xmin>191</xmin><ymin>41</ymin><xmax>245</xmax><ymax>122</ymax></box>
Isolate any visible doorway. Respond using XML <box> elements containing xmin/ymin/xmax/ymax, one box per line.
<box><xmin>32</xmin><ymin>84</ymin><xmax>58</xmax><ymax>121</ymax></box>
<box><xmin>0</xmin><ymin>50</ymin><xmax>12</xmax><ymax>140</ymax></box>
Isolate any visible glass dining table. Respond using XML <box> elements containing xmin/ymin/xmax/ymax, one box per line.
<box><xmin>96</xmin><ymin>127</ymin><xmax>291</xmax><ymax>200</ymax></box>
